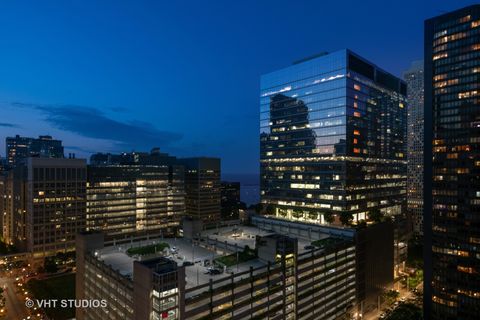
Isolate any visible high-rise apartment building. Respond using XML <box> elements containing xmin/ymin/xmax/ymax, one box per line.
<box><xmin>0</xmin><ymin>158</ymin><xmax>6</xmax><ymax>172</ymax></box>
<box><xmin>220</xmin><ymin>181</ymin><xmax>241</xmax><ymax>220</ymax></box>
<box><xmin>178</xmin><ymin>158</ymin><xmax>221</xmax><ymax>223</ymax></box>
<box><xmin>3</xmin><ymin>170</ymin><xmax>14</xmax><ymax>243</ymax></box>
<box><xmin>404</xmin><ymin>60</ymin><xmax>425</xmax><ymax>236</ymax></box>
<box><xmin>260</xmin><ymin>50</ymin><xmax>407</xmax><ymax>225</ymax></box>
<box><xmin>6</xmin><ymin>135</ymin><xmax>64</xmax><ymax>167</ymax></box>
<box><xmin>5</xmin><ymin>158</ymin><xmax>86</xmax><ymax>258</ymax></box>
<box><xmin>86</xmin><ymin>164</ymin><xmax>185</xmax><ymax>241</ymax></box>
<box><xmin>0</xmin><ymin>169</ymin><xmax>5</xmax><ymax>237</ymax></box>
<box><xmin>424</xmin><ymin>5</ymin><xmax>480</xmax><ymax>319</ymax></box>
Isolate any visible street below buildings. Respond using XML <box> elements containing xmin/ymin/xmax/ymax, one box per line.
<box><xmin>362</xmin><ymin>281</ymin><xmax>422</xmax><ymax>320</ymax></box>
<box><xmin>0</xmin><ymin>277</ymin><xmax>29</xmax><ymax>320</ymax></box>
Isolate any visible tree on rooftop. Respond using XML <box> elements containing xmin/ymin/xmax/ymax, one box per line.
<box><xmin>323</xmin><ymin>212</ymin><xmax>335</xmax><ymax>224</ymax></box>
<box><xmin>308</xmin><ymin>211</ymin><xmax>318</xmax><ymax>221</ymax></box>
<box><xmin>369</xmin><ymin>208</ymin><xmax>384</xmax><ymax>223</ymax></box>
<box><xmin>278</xmin><ymin>208</ymin><xmax>287</xmax><ymax>217</ymax></box>
<box><xmin>292</xmin><ymin>208</ymin><xmax>303</xmax><ymax>219</ymax></box>
<box><xmin>339</xmin><ymin>212</ymin><xmax>353</xmax><ymax>226</ymax></box>
<box><xmin>265</xmin><ymin>204</ymin><xmax>275</xmax><ymax>215</ymax></box>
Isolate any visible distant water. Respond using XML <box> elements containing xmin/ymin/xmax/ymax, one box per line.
<box><xmin>222</xmin><ymin>173</ymin><xmax>260</xmax><ymax>206</ymax></box>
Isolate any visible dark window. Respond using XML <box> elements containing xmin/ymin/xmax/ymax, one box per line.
<box><xmin>348</xmin><ymin>54</ymin><xmax>374</xmax><ymax>80</ymax></box>
<box><xmin>400</xmin><ymin>82</ymin><xmax>407</xmax><ymax>96</ymax></box>
<box><xmin>376</xmin><ymin>70</ymin><xmax>399</xmax><ymax>93</ymax></box>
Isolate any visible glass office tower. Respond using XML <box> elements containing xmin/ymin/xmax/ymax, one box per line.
<box><xmin>424</xmin><ymin>5</ymin><xmax>480</xmax><ymax>320</ymax></box>
<box><xmin>260</xmin><ymin>50</ymin><xmax>407</xmax><ymax>224</ymax></box>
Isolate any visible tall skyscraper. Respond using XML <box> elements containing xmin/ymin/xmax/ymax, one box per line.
<box><xmin>424</xmin><ymin>5</ymin><xmax>480</xmax><ymax>319</ymax></box>
<box><xmin>178</xmin><ymin>157</ymin><xmax>221</xmax><ymax>223</ymax></box>
<box><xmin>5</xmin><ymin>158</ymin><xmax>86</xmax><ymax>258</ymax></box>
<box><xmin>6</xmin><ymin>135</ymin><xmax>64</xmax><ymax>167</ymax></box>
<box><xmin>404</xmin><ymin>60</ymin><xmax>425</xmax><ymax>236</ymax></box>
<box><xmin>260</xmin><ymin>49</ymin><xmax>407</xmax><ymax>225</ymax></box>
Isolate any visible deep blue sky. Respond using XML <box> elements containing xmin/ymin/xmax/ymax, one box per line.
<box><xmin>0</xmin><ymin>0</ymin><xmax>476</xmax><ymax>175</ymax></box>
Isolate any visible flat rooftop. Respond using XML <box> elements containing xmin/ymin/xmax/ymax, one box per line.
<box><xmin>94</xmin><ymin>236</ymin><xmax>269</xmax><ymax>294</ymax></box>
<box><xmin>94</xmin><ymin>237</ymin><xmax>263</xmax><ymax>291</ymax></box>
<box><xmin>93</xmin><ymin>224</ymin><xmax>344</xmax><ymax>295</ymax></box>
<box><xmin>200</xmin><ymin>225</ymin><xmax>327</xmax><ymax>254</ymax></box>
<box><xmin>201</xmin><ymin>225</ymin><xmax>273</xmax><ymax>249</ymax></box>
<box><xmin>95</xmin><ymin>237</ymin><xmax>219</xmax><ymax>283</ymax></box>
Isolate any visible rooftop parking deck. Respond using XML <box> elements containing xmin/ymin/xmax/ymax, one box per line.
<box><xmin>94</xmin><ymin>237</ymin><xmax>255</xmax><ymax>289</ymax></box>
<box><xmin>92</xmin><ymin>224</ymin><xmax>345</xmax><ymax>294</ymax></box>
<box><xmin>200</xmin><ymin>224</ymin><xmax>328</xmax><ymax>254</ymax></box>
<box><xmin>200</xmin><ymin>225</ymin><xmax>273</xmax><ymax>249</ymax></box>
<box><xmin>95</xmin><ymin>237</ymin><xmax>218</xmax><ymax>278</ymax></box>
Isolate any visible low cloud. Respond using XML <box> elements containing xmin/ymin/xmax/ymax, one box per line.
<box><xmin>12</xmin><ymin>102</ymin><xmax>183</xmax><ymax>150</ymax></box>
<box><xmin>0</xmin><ymin>122</ymin><xmax>20</xmax><ymax>128</ymax></box>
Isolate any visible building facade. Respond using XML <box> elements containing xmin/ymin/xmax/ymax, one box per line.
<box><xmin>424</xmin><ymin>5</ymin><xmax>480</xmax><ymax>319</ymax></box>
<box><xmin>183</xmin><ymin>237</ymin><xmax>356</xmax><ymax>320</ymax></box>
<box><xmin>260</xmin><ymin>50</ymin><xmax>407</xmax><ymax>225</ymax></box>
<box><xmin>251</xmin><ymin>214</ymin><xmax>393</xmax><ymax>313</ymax></box>
<box><xmin>6</xmin><ymin>158</ymin><xmax>86</xmax><ymax>258</ymax></box>
<box><xmin>404</xmin><ymin>60</ymin><xmax>425</xmax><ymax>236</ymax></box>
<box><xmin>6</xmin><ymin>135</ymin><xmax>64</xmax><ymax>167</ymax></box>
<box><xmin>220</xmin><ymin>181</ymin><xmax>241</xmax><ymax>220</ymax></box>
<box><xmin>0</xmin><ymin>170</ymin><xmax>5</xmax><ymax>238</ymax></box>
<box><xmin>76</xmin><ymin>220</ymin><xmax>357</xmax><ymax>320</ymax></box>
<box><xmin>76</xmin><ymin>232</ymin><xmax>185</xmax><ymax>320</ymax></box>
<box><xmin>178</xmin><ymin>158</ymin><xmax>221</xmax><ymax>223</ymax></box>
<box><xmin>86</xmin><ymin>164</ymin><xmax>185</xmax><ymax>241</ymax></box>
<box><xmin>90</xmin><ymin>147</ymin><xmax>178</xmax><ymax>167</ymax></box>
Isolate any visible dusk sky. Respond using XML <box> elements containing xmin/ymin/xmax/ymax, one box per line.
<box><xmin>0</xmin><ymin>0</ymin><xmax>476</xmax><ymax>175</ymax></box>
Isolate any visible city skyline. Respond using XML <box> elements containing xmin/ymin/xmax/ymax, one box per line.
<box><xmin>1</xmin><ymin>0</ymin><xmax>477</xmax><ymax>175</ymax></box>
<box><xmin>0</xmin><ymin>2</ymin><xmax>479</xmax><ymax>320</ymax></box>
